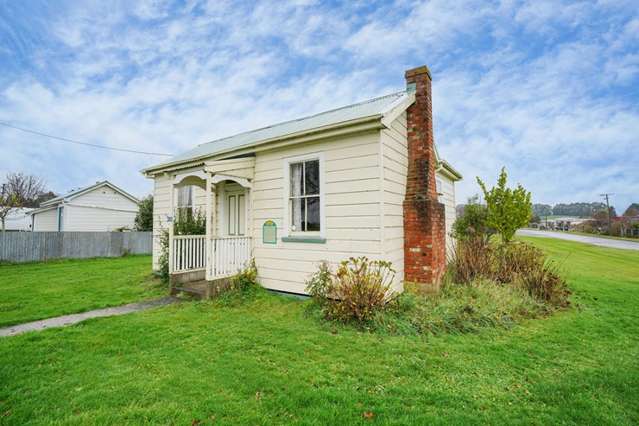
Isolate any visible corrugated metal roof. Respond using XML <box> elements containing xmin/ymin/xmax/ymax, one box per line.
<box><xmin>145</xmin><ymin>90</ymin><xmax>408</xmax><ymax>172</ymax></box>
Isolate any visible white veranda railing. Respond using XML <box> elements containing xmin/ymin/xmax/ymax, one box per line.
<box><xmin>171</xmin><ymin>235</ymin><xmax>207</xmax><ymax>273</ymax></box>
<box><xmin>210</xmin><ymin>236</ymin><xmax>252</xmax><ymax>278</ymax></box>
<box><xmin>171</xmin><ymin>235</ymin><xmax>252</xmax><ymax>278</ymax></box>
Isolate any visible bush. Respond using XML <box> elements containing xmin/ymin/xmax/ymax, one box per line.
<box><xmin>306</xmin><ymin>261</ymin><xmax>332</xmax><ymax>304</ymax></box>
<box><xmin>447</xmin><ymin>237</ymin><xmax>493</xmax><ymax>284</ymax></box>
<box><xmin>452</xmin><ymin>195</ymin><xmax>494</xmax><ymax>243</ymax></box>
<box><xmin>174</xmin><ymin>208</ymin><xmax>206</xmax><ymax>235</ymax></box>
<box><xmin>158</xmin><ymin>229</ymin><xmax>169</xmax><ymax>282</ymax></box>
<box><xmin>230</xmin><ymin>259</ymin><xmax>258</xmax><ymax>292</ymax></box>
<box><xmin>305</xmin><ymin>257</ymin><xmax>397</xmax><ymax>324</ymax></box>
<box><xmin>447</xmin><ymin>239</ymin><xmax>570</xmax><ymax>308</ymax></box>
<box><xmin>517</xmin><ymin>261</ymin><xmax>570</xmax><ymax>307</ymax></box>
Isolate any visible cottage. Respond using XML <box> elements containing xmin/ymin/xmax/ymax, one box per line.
<box><xmin>29</xmin><ymin>181</ymin><xmax>140</xmax><ymax>232</ymax></box>
<box><xmin>142</xmin><ymin>65</ymin><xmax>462</xmax><ymax>295</ymax></box>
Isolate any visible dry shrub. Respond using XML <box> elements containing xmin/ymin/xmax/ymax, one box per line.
<box><xmin>493</xmin><ymin>242</ymin><xmax>544</xmax><ymax>284</ymax></box>
<box><xmin>447</xmin><ymin>237</ymin><xmax>493</xmax><ymax>284</ymax></box>
<box><xmin>306</xmin><ymin>257</ymin><xmax>397</xmax><ymax>323</ymax></box>
<box><xmin>448</xmin><ymin>239</ymin><xmax>570</xmax><ymax>308</ymax></box>
<box><xmin>517</xmin><ymin>261</ymin><xmax>571</xmax><ymax>307</ymax></box>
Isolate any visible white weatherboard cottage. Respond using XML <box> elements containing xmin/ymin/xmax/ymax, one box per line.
<box><xmin>143</xmin><ymin>66</ymin><xmax>461</xmax><ymax>295</ymax></box>
<box><xmin>30</xmin><ymin>181</ymin><xmax>140</xmax><ymax>232</ymax></box>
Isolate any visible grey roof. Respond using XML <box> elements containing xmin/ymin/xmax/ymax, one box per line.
<box><xmin>39</xmin><ymin>180</ymin><xmax>139</xmax><ymax>208</ymax></box>
<box><xmin>144</xmin><ymin>91</ymin><xmax>408</xmax><ymax>172</ymax></box>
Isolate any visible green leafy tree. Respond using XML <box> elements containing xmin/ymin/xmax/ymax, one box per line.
<box><xmin>134</xmin><ymin>196</ymin><xmax>153</xmax><ymax>231</ymax></box>
<box><xmin>452</xmin><ymin>195</ymin><xmax>494</xmax><ymax>243</ymax></box>
<box><xmin>477</xmin><ymin>167</ymin><xmax>532</xmax><ymax>243</ymax></box>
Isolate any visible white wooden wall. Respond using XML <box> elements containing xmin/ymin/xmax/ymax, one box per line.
<box><xmin>151</xmin><ymin>174</ymin><xmax>171</xmax><ymax>270</ymax></box>
<box><xmin>252</xmin><ymin>131</ymin><xmax>383</xmax><ymax>294</ymax></box>
<box><xmin>437</xmin><ymin>172</ymin><xmax>457</xmax><ymax>257</ymax></box>
<box><xmin>32</xmin><ymin>208</ymin><xmax>57</xmax><ymax>232</ymax></box>
<box><xmin>380</xmin><ymin>112</ymin><xmax>408</xmax><ymax>291</ymax></box>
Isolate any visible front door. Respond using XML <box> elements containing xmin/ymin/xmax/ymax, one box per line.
<box><xmin>226</xmin><ymin>191</ymin><xmax>246</xmax><ymax>236</ymax></box>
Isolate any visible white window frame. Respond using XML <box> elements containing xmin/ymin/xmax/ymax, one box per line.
<box><xmin>283</xmin><ymin>152</ymin><xmax>325</xmax><ymax>238</ymax></box>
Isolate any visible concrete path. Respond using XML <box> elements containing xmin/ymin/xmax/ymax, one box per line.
<box><xmin>517</xmin><ymin>229</ymin><xmax>639</xmax><ymax>251</ymax></box>
<box><xmin>0</xmin><ymin>296</ymin><xmax>178</xmax><ymax>337</ymax></box>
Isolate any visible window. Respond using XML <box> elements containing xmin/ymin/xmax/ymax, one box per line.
<box><xmin>177</xmin><ymin>185</ymin><xmax>193</xmax><ymax>219</ymax></box>
<box><xmin>177</xmin><ymin>186</ymin><xmax>193</xmax><ymax>208</ymax></box>
<box><xmin>289</xmin><ymin>159</ymin><xmax>320</xmax><ymax>232</ymax></box>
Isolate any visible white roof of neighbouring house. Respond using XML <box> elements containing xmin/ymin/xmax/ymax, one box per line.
<box><xmin>143</xmin><ymin>91</ymin><xmax>409</xmax><ymax>173</ymax></box>
<box><xmin>32</xmin><ymin>181</ymin><xmax>139</xmax><ymax>214</ymax></box>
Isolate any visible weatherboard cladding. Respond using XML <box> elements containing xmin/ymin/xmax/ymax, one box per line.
<box><xmin>147</xmin><ymin>91</ymin><xmax>408</xmax><ymax>171</ymax></box>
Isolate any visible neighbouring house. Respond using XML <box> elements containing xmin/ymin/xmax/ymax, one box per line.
<box><xmin>3</xmin><ymin>208</ymin><xmax>34</xmax><ymax>231</ymax></box>
<box><xmin>142</xmin><ymin>65</ymin><xmax>462</xmax><ymax>295</ymax></box>
<box><xmin>29</xmin><ymin>181</ymin><xmax>140</xmax><ymax>232</ymax></box>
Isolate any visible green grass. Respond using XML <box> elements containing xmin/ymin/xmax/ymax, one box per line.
<box><xmin>0</xmin><ymin>256</ymin><xmax>164</xmax><ymax>327</ymax></box>
<box><xmin>1</xmin><ymin>239</ymin><xmax>638</xmax><ymax>424</ymax></box>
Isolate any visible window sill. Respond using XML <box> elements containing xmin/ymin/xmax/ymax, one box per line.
<box><xmin>281</xmin><ymin>236</ymin><xmax>326</xmax><ymax>244</ymax></box>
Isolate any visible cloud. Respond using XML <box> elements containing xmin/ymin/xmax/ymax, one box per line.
<box><xmin>0</xmin><ymin>0</ymin><xmax>637</xmax><ymax>211</ymax></box>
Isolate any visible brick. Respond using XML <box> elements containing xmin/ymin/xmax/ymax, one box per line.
<box><xmin>402</xmin><ymin>65</ymin><xmax>447</xmax><ymax>288</ymax></box>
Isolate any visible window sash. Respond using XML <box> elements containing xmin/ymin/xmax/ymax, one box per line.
<box><xmin>289</xmin><ymin>159</ymin><xmax>320</xmax><ymax>232</ymax></box>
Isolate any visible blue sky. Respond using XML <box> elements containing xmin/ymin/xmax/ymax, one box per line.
<box><xmin>1</xmin><ymin>0</ymin><xmax>638</xmax><ymax>212</ymax></box>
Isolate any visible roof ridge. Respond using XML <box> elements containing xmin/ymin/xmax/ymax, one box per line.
<box><xmin>196</xmin><ymin>90</ymin><xmax>406</xmax><ymax>148</ymax></box>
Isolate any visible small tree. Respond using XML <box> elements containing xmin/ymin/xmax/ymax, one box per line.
<box><xmin>477</xmin><ymin>167</ymin><xmax>532</xmax><ymax>243</ymax></box>
<box><xmin>0</xmin><ymin>173</ymin><xmax>46</xmax><ymax>232</ymax></box>
<box><xmin>135</xmin><ymin>196</ymin><xmax>153</xmax><ymax>231</ymax></box>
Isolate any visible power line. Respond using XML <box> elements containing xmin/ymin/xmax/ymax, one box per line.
<box><xmin>0</xmin><ymin>120</ymin><xmax>173</xmax><ymax>157</ymax></box>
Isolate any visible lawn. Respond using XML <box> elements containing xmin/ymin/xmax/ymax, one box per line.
<box><xmin>0</xmin><ymin>238</ymin><xmax>638</xmax><ymax>424</ymax></box>
<box><xmin>0</xmin><ymin>256</ymin><xmax>164</xmax><ymax>327</ymax></box>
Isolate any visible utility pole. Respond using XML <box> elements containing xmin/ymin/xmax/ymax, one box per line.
<box><xmin>600</xmin><ymin>193</ymin><xmax>614</xmax><ymax>235</ymax></box>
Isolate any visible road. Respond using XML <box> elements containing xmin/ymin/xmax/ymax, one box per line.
<box><xmin>517</xmin><ymin>229</ymin><xmax>639</xmax><ymax>251</ymax></box>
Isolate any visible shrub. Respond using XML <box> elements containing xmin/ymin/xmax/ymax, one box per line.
<box><xmin>452</xmin><ymin>195</ymin><xmax>494</xmax><ymax>243</ymax></box>
<box><xmin>174</xmin><ymin>208</ymin><xmax>206</xmax><ymax>235</ymax></box>
<box><xmin>305</xmin><ymin>257</ymin><xmax>397</xmax><ymax>324</ymax></box>
<box><xmin>158</xmin><ymin>229</ymin><xmax>169</xmax><ymax>282</ymax></box>
<box><xmin>230</xmin><ymin>259</ymin><xmax>258</xmax><ymax>292</ymax></box>
<box><xmin>517</xmin><ymin>261</ymin><xmax>571</xmax><ymax>307</ymax></box>
<box><xmin>306</xmin><ymin>261</ymin><xmax>332</xmax><ymax>304</ymax></box>
<box><xmin>447</xmin><ymin>239</ymin><xmax>570</xmax><ymax>308</ymax></box>
<box><xmin>447</xmin><ymin>237</ymin><xmax>493</xmax><ymax>284</ymax></box>
<box><xmin>493</xmin><ymin>241</ymin><xmax>545</xmax><ymax>284</ymax></box>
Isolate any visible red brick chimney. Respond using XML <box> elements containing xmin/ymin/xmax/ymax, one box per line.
<box><xmin>403</xmin><ymin>65</ymin><xmax>447</xmax><ymax>290</ymax></box>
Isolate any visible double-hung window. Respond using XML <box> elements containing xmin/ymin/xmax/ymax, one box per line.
<box><xmin>289</xmin><ymin>159</ymin><xmax>320</xmax><ymax>232</ymax></box>
<box><xmin>177</xmin><ymin>185</ymin><xmax>194</xmax><ymax>219</ymax></box>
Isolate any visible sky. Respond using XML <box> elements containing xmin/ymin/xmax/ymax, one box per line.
<box><xmin>1</xmin><ymin>0</ymin><xmax>638</xmax><ymax>212</ymax></box>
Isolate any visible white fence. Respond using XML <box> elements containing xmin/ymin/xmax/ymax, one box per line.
<box><xmin>171</xmin><ymin>235</ymin><xmax>207</xmax><ymax>273</ymax></box>
<box><xmin>0</xmin><ymin>232</ymin><xmax>152</xmax><ymax>263</ymax></box>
